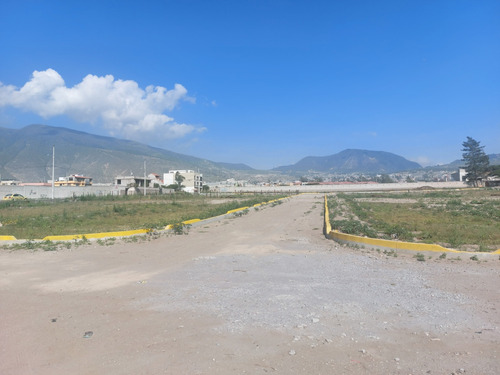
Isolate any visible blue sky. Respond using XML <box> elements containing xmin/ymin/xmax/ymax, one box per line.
<box><xmin>1</xmin><ymin>0</ymin><xmax>499</xmax><ymax>169</ymax></box>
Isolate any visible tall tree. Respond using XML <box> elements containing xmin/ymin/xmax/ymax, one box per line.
<box><xmin>174</xmin><ymin>171</ymin><xmax>185</xmax><ymax>190</ymax></box>
<box><xmin>462</xmin><ymin>137</ymin><xmax>489</xmax><ymax>187</ymax></box>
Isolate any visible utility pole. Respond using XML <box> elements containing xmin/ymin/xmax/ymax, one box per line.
<box><xmin>51</xmin><ymin>145</ymin><xmax>55</xmax><ymax>200</ymax></box>
<box><xmin>144</xmin><ymin>160</ymin><xmax>147</xmax><ymax>196</ymax></box>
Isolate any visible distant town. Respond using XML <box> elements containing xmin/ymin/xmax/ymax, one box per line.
<box><xmin>4</xmin><ymin>165</ymin><xmax>500</xmax><ymax>202</ymax></box>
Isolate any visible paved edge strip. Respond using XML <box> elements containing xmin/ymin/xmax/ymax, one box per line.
<box><xmin>324</xmin><ymin>195</ymin><xmax>500</xmax><ymax>255</ymax></box>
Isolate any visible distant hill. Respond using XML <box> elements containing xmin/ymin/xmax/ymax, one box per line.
<box><xmin>448</xmin><ymin>153</ymin><xmax>500</xmax><ymax>166</ymax></box>
<box><xmin>213</xmin><ymin>162</ymin><xmax>254</xmax><ymax>171</ymax></box>
<box><xmin>0</xmin><ymin>125</ymin><xmax>254</xmax><ymax>183</ymax></box>
<box><xmin>426</xmin><ymin>153</ymin><xmax>500</xmax><ymax>171</ymax></box>
<box><xmin>274</xmin><ymin>149</ymin><xmax>422</xmax><ymax>174</ymax></box>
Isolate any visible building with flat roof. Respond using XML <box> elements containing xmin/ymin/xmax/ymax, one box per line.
<box><xmin>163</xmin><ymin>170</ymin><xmax>203</xmax><ymax>193</ymax></box>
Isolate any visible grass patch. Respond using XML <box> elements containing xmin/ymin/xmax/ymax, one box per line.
<box><xmin>328</xmin><ymin>189</ymin><xmax>500</xmax><ymax>250</ymax></box>
<box><xmin>0</xmin><ymin>193</ymin><xmax>288</xmax><ymax>240</ymax></box>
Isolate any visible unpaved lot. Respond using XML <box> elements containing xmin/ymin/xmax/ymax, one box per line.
<box><xmin>1</xmin><ymin>194</ymin><xmax>499</xmax><ymax>374</ymax></box>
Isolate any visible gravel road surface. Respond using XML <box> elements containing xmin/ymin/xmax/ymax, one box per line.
<box><xmin>1</xmin><ymin>194</ymin><xmax>499</xmax><ymax>374</ymax></box>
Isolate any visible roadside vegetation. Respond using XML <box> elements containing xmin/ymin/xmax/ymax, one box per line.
<box><xmin>328</xmin><ymin>189</ymin><xmax>500</xmax><ymax>251</ymax></box>
<box><xmin>0</xmin><ymin>192</ymin><xmax>287</xmax><ymax>240</ymax></box>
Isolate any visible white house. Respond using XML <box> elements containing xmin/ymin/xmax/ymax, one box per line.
<box><xmin>163</xmin><ymin>170</ymin><xmax>203</xmax><ymax>193</ymax></box>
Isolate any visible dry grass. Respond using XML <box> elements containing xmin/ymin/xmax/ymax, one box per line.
<box><xmin>329</xmin><ymin>189</ymin><xmax>500</xmax><ymax>251</ymax></box>
<box><xmin>0</xmin><ymin>193</ymin><xmax>286</xmax><ymax>239</ymax></box>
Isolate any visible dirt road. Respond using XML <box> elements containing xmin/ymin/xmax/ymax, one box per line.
<box><xmin>1</xmin><ymin>194</ymin><xmax>499</xmax><ymax>374</ymax></box>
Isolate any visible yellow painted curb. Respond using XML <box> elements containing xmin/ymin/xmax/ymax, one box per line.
<box><xmin>0</xmin><ymin>235</ymin><xmax>17</xmax><ymax>241</ymax></box>
<box><xmin>227</xmin><ymin>206</ymin><xmax>249</xmax><ymax>214</ymax></box>
<box><xmin>324</xmin><ymin>194</ymin><xmax>499</xmax><ymax>254</ymax></box>
<box><xmin>324</xmin><ymin>195</ymin><xmax>332</xmax><ymax>234</ymax></box>
<box><xmin>43</xmin><ymin>229</ymin><xmax>150</xmax><ymax>241</ymax></box>
<box><xmin>183</xmin><ymin>219</ymin><xmax>201</xmax><ymax>225</ymax></box>
<box><xmin>328</xmin><ymin>230</ymin><xmax>460</xmax><ymax>253</ymax></box>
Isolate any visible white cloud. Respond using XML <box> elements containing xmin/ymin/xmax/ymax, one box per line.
<box><xmin>0</xmin><ymin>69</ymin><xmax>204</xmax><ymax>140</ymax></box>
<box><xmin>411</xmin><ymin>156</ymin><xmax>433</xmax><ymax>167</ymax></box>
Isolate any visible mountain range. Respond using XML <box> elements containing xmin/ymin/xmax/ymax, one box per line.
<box><xmin>1</xmin><ymin>125</ymin><xmax>497</xmax><ymax>183</ymax></box>
<box><xmin>274</xmin><ymin>149</ymin><xmax>422</xmax><ymax>174</ymax></box>
<box><xmin>0</xmin><ymin>125</ymin><xmax>251</xmax><ymax>183</ymax></box>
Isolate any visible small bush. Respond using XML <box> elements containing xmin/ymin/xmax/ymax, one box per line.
<box><xmin>172</xmin><ymin>222</ymin><xmax>190</xmax><ymax>235</ymax></box>
<box><xmin>233</xmin><ymin>209</ymin><xmax>249</xmax><ymax>217</ymax></box>
<box><xmin>41</xmin><ymin>240</ymin><xmax>58</xmax><ymax>251</ymax></box>
<box><xmin>383</xmin><ymin>249</ymin><xmax>397</xmax><ymax>257</ymax></box>
<box><xmin>331</xmin><ymin>219</ymin><xmax>377</xmax><ymax>238</ymax></box>
<box><xmin>414</xmin><ymin>253</ymin><xmax>425</xmax><ymax>262</ymax></box>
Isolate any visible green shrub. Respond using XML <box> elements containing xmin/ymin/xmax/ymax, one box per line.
<box><xmin>171</xmin><ymin>222</ymin><xmax>190</xmax><ymax>235</ymax></box>
<box><xmin>331</xmin><ymin>219</ymin><xmax>377</xmax><ymax>238</ymax></box>
<box><xmin>414</xmin><ymin>253</ymin><xmax>425</xmax><ymax>262</ymax></box>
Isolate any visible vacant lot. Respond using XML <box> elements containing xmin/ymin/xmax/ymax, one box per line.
<box><xmin>1</xmin><ymin>194</ymin><xmax>499</xmax><ymax>375</ymax></box>
<box><xmin>0</xmin><ymin>193</ymin><xmax>285</xmax><ymax>239</ymax></box>
<box><xmin>328</xmin><ymin>189</ymin><xmax>500</xmax><ymax>251</ymax></box>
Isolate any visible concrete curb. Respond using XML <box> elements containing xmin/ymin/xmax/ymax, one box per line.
<box><xmin>42</xmin><ymin>229</ymin><xmax>151</xmax><ymax>242</ymax></box>
<box><xmin>324</xmin><ymin>195</ymin><xmax>500</xmax><ymax>256</ymax></box>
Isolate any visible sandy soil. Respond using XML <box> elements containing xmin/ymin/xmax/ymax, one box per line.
<box><xmin>1</xmin><ymin>194</ymin><xmax>499</xmax><ymax>375</ymax></box>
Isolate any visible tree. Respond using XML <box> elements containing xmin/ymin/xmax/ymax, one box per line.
<box><xmin>488</xmin><ymin>165</ymin><xmax>500</xmax><ymax>178</ymax></box>
<box><xmin>462</xmin><ymin>137</ymin><xmax>489</xmax><ymax>187</ymax></box>
<box><xmin>174</xmin><ymin>171</ymin><xmax>185</xmax><ymax>191</ymax></box>
<box><xmin>377</xmin><ymin>174</ymin><xmax>394</xmax><ymax>183</ymax></box>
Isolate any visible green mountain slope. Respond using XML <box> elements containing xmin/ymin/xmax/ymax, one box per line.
<box><xmin>0</xmin><ymin>125</ymin><xmax>254</xmax><ymax>183</ymax></box>
<box><xmin>274</xmin><ymin>149</ymin><xmax>422</xmax><ymax>174</ymax></box>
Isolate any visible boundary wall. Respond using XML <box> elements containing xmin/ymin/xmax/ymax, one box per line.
<box><xmin>0</xmin><ymin>185</ymin><xmax>121</xmax><ymax>200</ymax></box>
<box><xmin>0</xmin><ymin>197</ymin><xmax>290</xmax><ymax>243</ymax></box>
<box><xmin>220</xmin><ymin>181</ymin><xmax>467</xmax><ymax>193</ymax></box>
<box><xmin>323</xmin><ymin>195</ymin><xmax>500</xmax><ymax>256</ymax></box>
<box><xmin>0</xmin><ymin>181</ymin><xmax>468</xmax><ymax>200</ymax></box>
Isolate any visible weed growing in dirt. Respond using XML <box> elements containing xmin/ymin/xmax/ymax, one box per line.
<box><xmin>383</xmin><ymin>249</ymin><xmax>397</xmax><ymax>257</ymax></box>
<box><xmin>1</xmin><ymin>237</ymin><xmax>91</xmax><ymax>252</ymax></box>
<box><xmin>271</xmin><ymin>200</ymin><xmax>283</xmax><ymax>207</ymax></box>
<box><xmin>233</xmin><ymin>209</ymin><xmax>249</xmax><ymax>217</ymax></box>
<box><xmin>414</xmin><ymin>253</ymin><xmax>426</xmax><ymax>262</ymax></box>
<box><xmin>171</xmin><ymin>223</ymin><xmax>190</xmax><ymax>235</ymax></box>
<box><xmin>97</xmin><ymin>238</ymin><xmax>117</xmax><ymax>246</ymax></box>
